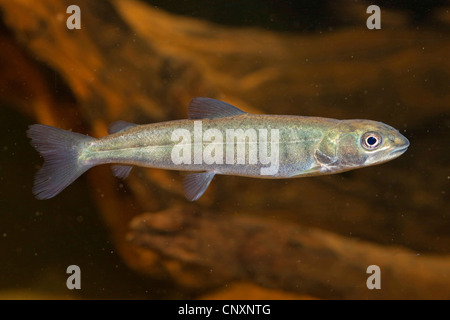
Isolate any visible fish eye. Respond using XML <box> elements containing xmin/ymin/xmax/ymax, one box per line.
<box><xmin>361</xmin><ymin>132</ymin><xmax>382</xmax><ymax>150</ymax></box>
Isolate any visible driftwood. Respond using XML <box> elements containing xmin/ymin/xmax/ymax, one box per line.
<box><xmin>0</xmin><ymin>0</ymin><xmax>449</xmax><ymax>299</ymax></box>
<box><xmin>128</xmin><ymin>207</ymin><xmax>450</xmax><ymax>299</ymax></box>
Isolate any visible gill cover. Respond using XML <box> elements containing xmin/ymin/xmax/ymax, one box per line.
<box><xmin>314</xmin><ymin>122</ymin><xmax>368</xmax><ymax>169</ymax></box>
<box><xmin>314</xmin><ymin>125</ymin><xmax>340</xmax><ymax>166</ymax></box>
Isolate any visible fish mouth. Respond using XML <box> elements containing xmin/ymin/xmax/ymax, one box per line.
<box><xmin>388</xmin><ymin>138</ymin><xmax>410</xmax><ymax>158</ymax></box>
<box><xmin>389</xmin><ymin>145</ymin><xmax>408</xmax><ymax>157</ymax></box>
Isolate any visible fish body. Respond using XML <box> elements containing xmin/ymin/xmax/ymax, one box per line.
<box><xmin>85</xmin><ymin>115</ymin><xmax>337</xmax><ymax>178</ymax></box>
<box><xmin>27</xmin><ymin>98</ymin><xmax>409</xmax><ymax>201</ymax></box>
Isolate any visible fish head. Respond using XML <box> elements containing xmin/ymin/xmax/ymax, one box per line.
<box><xmin>315</xmin><ymin>120</ymin><xmax>409</xmax><ymax>171</ymax></box>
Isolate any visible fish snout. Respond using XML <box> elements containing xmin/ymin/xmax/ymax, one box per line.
<box><xmin>396</xmin><ymin>132</ymin><xmax>410</xmax><ymax>149</ymax></box>
<box><xmin>388</xmin><ymin>132</ymin><xmax>409</xmax><ymax>157</ymax></box>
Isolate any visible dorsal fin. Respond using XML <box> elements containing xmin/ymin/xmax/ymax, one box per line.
<box><xmin>108</xmin><ymin>121</ymin><xmax>138</xmax><ymax>134</ymax></box>
<box><xmin>188</xmin><ymin>97</ymin><xmax>247</xmax><ymax>120</ymax></box>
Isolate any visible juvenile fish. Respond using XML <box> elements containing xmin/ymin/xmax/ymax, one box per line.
<box><xmin>27</xmin><ymin>98</ymin><xmax>409</xmax><ymax>201</ymax></box>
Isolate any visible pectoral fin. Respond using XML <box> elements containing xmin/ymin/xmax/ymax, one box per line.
<box><xmin>182</xmin><ymin>172</ymin><xmax>216</xmax><ymax>201</ymax></box>
<box><xmin>287</xmin><ymin>166</ymin><xmax>322</xmax><ymax>178</ymax></box>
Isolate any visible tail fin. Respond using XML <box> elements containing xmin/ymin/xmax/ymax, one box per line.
<box><xmin>27</xmin><ymin>124</ymin><xmax>96</xmax><ymax>200</ymax></box>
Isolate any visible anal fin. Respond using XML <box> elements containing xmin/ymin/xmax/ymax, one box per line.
<box><xmin>111</xmin><ymin>165</ymin><xmax>133</xmax><ymax>179</ymax></box>
<box><xmin>182</xmin><ymin>172</ymin><xmax>216</xmax><ymax>201</ymax></box>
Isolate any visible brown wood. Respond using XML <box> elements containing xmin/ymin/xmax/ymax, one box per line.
<box><xmin>128</xmin><ymin>206</ymin><xmax>450</xmax><ymax>299</ymax></box>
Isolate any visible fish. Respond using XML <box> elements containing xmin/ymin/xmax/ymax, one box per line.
<box><xmin>27</xmin><ymin>97</ymin><xmax>409</xmax><ymax>201</ymax></box>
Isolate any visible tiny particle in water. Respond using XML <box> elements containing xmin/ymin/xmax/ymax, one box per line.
<box><xmin>2</xmin><ymin>233</ymin><xmax>6</xmax><ymax>238</ymax></box>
